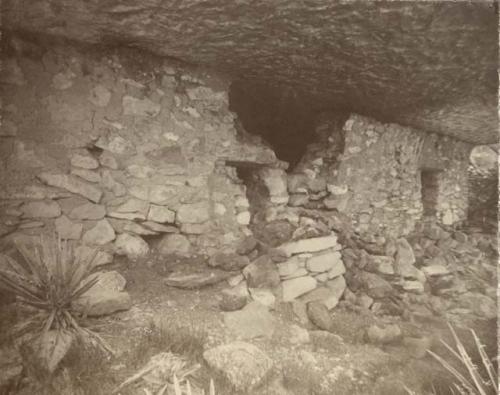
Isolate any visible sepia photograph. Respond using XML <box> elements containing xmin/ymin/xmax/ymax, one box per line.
<box><xmin>0</xmin><ymin>1</ymin><xmax>498</xmax><ymax>394</ymax></box>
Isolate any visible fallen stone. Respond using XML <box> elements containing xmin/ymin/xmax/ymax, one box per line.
<box><xmin>209</xmin><ymin>252</ymin><xmax>250</xmax><ymax>272</ymax></box>
<box><xmin>306</xmin><ymin>251</ymin><xmax>342</xmax><ymax>273</ymax></box>
<box><xmin>282</xmin><ymin>276</ymin><xmax>318</xmax><ymax>302</ymax></box>
<box><xmin>38</xmin><ymin>173</ymin><xmax>103</xmax><ymax>203</ymax></box>
<box><xmin>307</xmin><ymin>302</ymin><xmax>333</xmax><ymax>331</ymax></box>
<box><xmin>55</xmin><ymin>215</ymin><xmax>83</xmax><ymax>240</ymax></box>
<box><xmin>21</xmin><ymin>200</ymin><xmax>61</xmax><ymax>218</ymax></box>
<box><xmin>147</xmin><ymin>204</ymin><xmax>175</xmax><ymax>223</ymax></box>
<box><xmin>165</xmin><ymin>270</ymin><xmax>233</xmax><ymax>289</ymax></box>
<box><xmin>220</xmin><ymin>282</ymin><xmax>248</xmax><ymax>311</ymax></box>
<box><xmin>224</xmin><ymin>301</ymin><xmax>276</xmax><ymax>339</ymax></box>
<box><xmin>369</xmin><ymin>255</ymin><xmax>395</xmax><ymax>275</ymax></box>
<box><xmin>158</xmin><ymin>233</ymin><xmax>191</xmax><ymax>256</ymax></box>
<box><xmin>82</xmin><ymin>219</ymin><xmax>116</xmax><ymax>245</ymax></box>
<box><xmin>114</xmin><ymin>233</ymin><xmax>149</xmax><ymax>260</ymax></box>
<box><xmin>278</xmin><ymin>234</ymin><xmax>338</xmax><ymax>256</ymax></box>
<box><xmin>176</xmin><ymin>201</ymin><xmax>210</xmax><ymax>224</ymax></box>
<box><xmin>366</xmin><ymin>324</ymin><xmax>402</xmax><ymax>344</ymax></box>
<box><xmin>242</xmin><ymin>255</ymin><xmax>280</xmax><ymax>289</ymax></box>
<box><xmin>203</xmin><ymin>341</ymin><xmax>273</xmax><ymax>392</ymax></box>
<box><xmin>71</xmin><ymin>151</ymin><xmax>99</xmax><ymax>169</ymax></box>
<box><xmin>72</xmin><ymin>271</ymin><xmax>131</xmax><ymax>316</ymax></box>
<box><xmin>357</xmin><ymin>271</ymin><xmax>394</xmax><ymax>299</ymax></box>
<box><xmin>68</xmin><ymin>203</ymin><xmax>106</xmax><ymax>220</ymax></box>
<box><xmin>122</xmin><ymin>95</ymin><xmax>160</xmax><ymax>117</ymax></box>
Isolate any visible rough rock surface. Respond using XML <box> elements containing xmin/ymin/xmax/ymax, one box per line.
<box><xmin>4</xmin><ymin>1</ymin><xmax>496</xmax><ymax>143</ymax></box>
<box><xmin>203</xmin><ymin>341</ymin><xmax>273</xmax><ymax>391</ymax></box>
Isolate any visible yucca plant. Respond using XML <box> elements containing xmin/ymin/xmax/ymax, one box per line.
<box><xmin>427</xmin><ymin>323</ymin><xmax>498</xmax><ymax>395</ymax></box>
<box><xmin>0</xmin><ymin>234</ymin><xmax>113</xmax><ymax>377</ymax></box>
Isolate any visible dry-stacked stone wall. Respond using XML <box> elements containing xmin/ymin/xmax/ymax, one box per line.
<box><xmin>0</xmin><ymin>43</ymin><xmax>280</xmax><ymax>258</ymax></box>
<box><xmin>287</xmin><ymin>113</ymin><xmax>472</xmax><ymax>238</ymax></box>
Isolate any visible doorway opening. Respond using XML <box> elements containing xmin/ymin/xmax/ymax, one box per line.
<box><xmin>420</xmin><ymin>169</ymin><xmax>441</xmax><ymax>216</ymax></box>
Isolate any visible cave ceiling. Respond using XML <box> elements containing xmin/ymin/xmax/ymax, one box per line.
<box><xmin>2</xmin><ymin>0</ymin><xmax>498</xmax><ymax>144</ymax></box>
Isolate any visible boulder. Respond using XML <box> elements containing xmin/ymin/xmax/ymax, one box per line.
<box><xmin>357</xmin><ymin>272</ymin><xmax>394</xmax><ymax>299</ymax></box>
<box><xmin>236</xmin><ymin>236</ymin><xmax>258</xmax><ymax>255</ymax></box>
<box><xmin>38</xmin><ymin>173</ymin><xmax>103</xmax><ymax>203</ymax></box>
<box><xmin>223</xmin><ymin>301</ymin><xmax>277</xmax><ymax>339</ymax></box>
<box><xmin>72</xmin><ymin>271</ymin><xmax>131</xmax><ymax>316</ymax></box>
<box><xmin>54</xmin><ymin>215</ymin><xmax>83</xmax><ymax>240</ymax></box>
<box><xmin>21</xmin><ymin>200</ymin><xmax>61</xmax><ymax>218</ymax></box>
<box><xmin>82</xmin><ymin>219</ymin><xmax>116</xmax><ymax>245</ymax></box>
<box><xmin>220</xmin><ymin>282</ymin><xmax>249</xmax><ymax>311</ymax></box>
<box><xmin>74</xmin><ymin>245</ymin><xmax>113</xmax><ymax>269</ymax></box>
<box><xmin>278</xmin><ymin>234</ymin><xmax>339</xmax><ymax>256</ymax></box>
<box><xmin>282</xmin><ymin>276</ymin><xmax>317</xmax><ymax>302</ymax></box>
<box><xmin>114</xmin><ymin>233</ymin><xmax>149</xmax><ymax>260</ymax></box>
<box><xmin>209</xmin><ymin>252</ymin><xmax>250</xmax><ymax>272</ymax></box>
<box><xmin>203</xmin><ymin>341</ymin><xmax>273</xmax><ymax>391</ymax></box>
<box><xmin>242</xmin><ymin>255</ymin><xmax>280</xmax><ymax>289</ymax></box>
<box><xmin>158</xmin><ymin>233</ymin><xmax>191</xmax><ymax>256</ymax></box>
<box><xmin>307</xmin><ymin>302</ymin><xmax>333</xmax><ymax>331</ymax></box>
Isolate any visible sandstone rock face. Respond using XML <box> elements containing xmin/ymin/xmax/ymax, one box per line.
<box><xmin>115</xmin><ymin>233</ymin><xmax>149</xmax><ymax>260</ymax></box>
<box><xmin>203</xmin><ymin>341</ymin><xmax>273</xmax><ymax>391</ymax></box>
<box><xmin>5</xmin><ymin>2</ymin><xmax>495</xmax><ymax>144</ymax></box>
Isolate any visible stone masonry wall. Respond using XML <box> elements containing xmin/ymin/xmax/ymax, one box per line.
<box><xmin>0</xmin><ymin>42</ymin><xmax>279</xmax><ymax>258</ymax></box>
<box><xmin>287</xmin><ymin>113</ymin><xmax>472</xmax><ymax>238</ymax></box>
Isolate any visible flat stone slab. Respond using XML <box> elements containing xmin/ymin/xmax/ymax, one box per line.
<box><xmin>278</xmin><ymin>234</ymin><xmax>339</xmax><ymax>256</ymax></box>
<box><xmin>164</xmin><ymin>270</ymin><xmax>233</xmax><ymax>289</ymax></box>
<box><xmin>38</xmin><ymin>172</ymin><xmax>103</xmax><ymax>203</ymax></box>
<box><xmin>282</xmin><ymin>275</ymin><xmax>317</xmax><ymax>302</ymax></box>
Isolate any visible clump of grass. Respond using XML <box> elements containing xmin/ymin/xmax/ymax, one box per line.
<box><xmin>427</xmin><ymin>323</ymin><xmax>498</xmax><ymax>395</ymax></box>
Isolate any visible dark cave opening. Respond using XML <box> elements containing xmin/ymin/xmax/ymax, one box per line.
<box><xmin>228</xmin><ymin>80</ymin><xmax>318</xmax><ymax>169</ymax></box>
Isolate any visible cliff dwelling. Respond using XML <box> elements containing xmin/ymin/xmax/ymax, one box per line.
<box><xmin>0</xmin><ymin>2</ymin><xmax>498</xmax><ymax>395</ymax></box>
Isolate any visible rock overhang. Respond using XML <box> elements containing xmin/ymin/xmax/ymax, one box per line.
<box><xmin>2</xmin><ymin>0</ymin><xmax>498</xmax><ymax>144</ymax></box>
